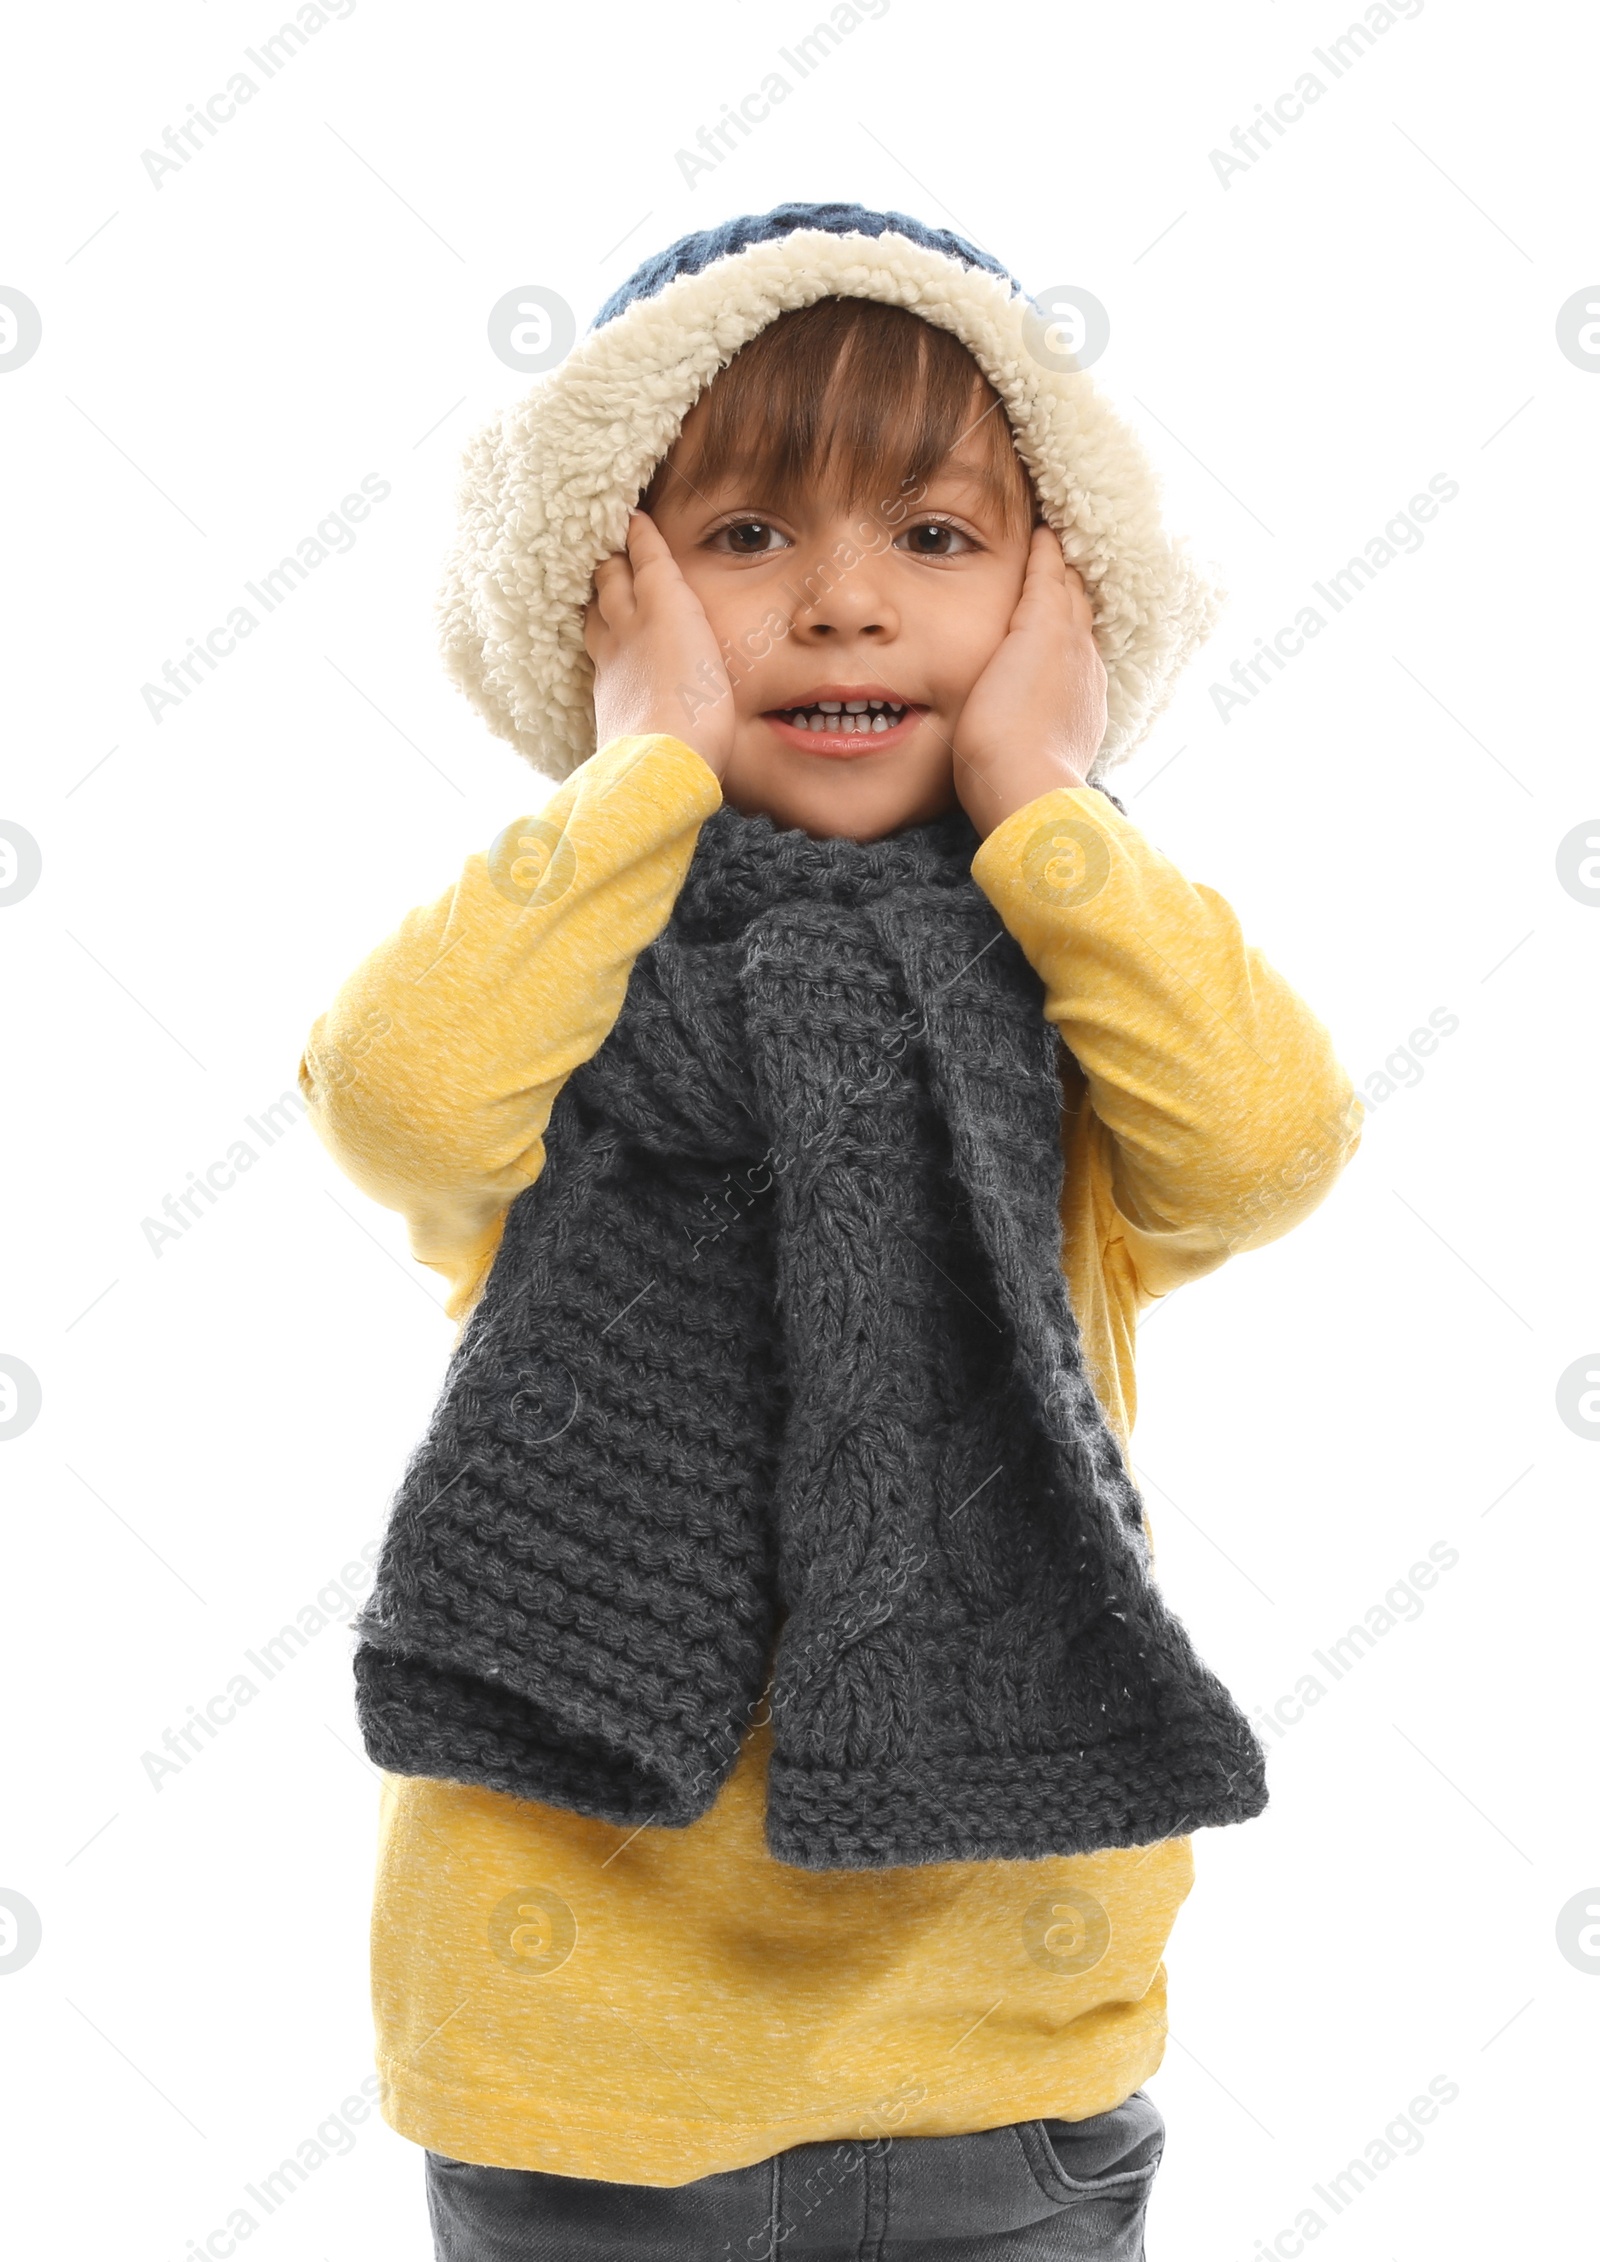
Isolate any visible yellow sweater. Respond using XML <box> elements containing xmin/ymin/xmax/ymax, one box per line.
<box><xmin>299</xmin><ymin>733</ymin><xmax>1361</xmax><ymax>2186</ymax></box>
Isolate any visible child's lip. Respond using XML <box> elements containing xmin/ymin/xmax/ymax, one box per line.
<box><xmin>761</xmin><ymin>704</ymin><xmax>925</xmax><ymax>758</ymax></box>
<box><xmin>779</xmin><ymin>684</ymin><xmax>915</xmax><ymax>705</ymax></box>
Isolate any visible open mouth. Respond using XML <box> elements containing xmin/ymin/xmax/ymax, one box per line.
<box><xmin>763</xmin><ymin>697</ymin><xmax>923</xmax><ymax>756</ymax></box>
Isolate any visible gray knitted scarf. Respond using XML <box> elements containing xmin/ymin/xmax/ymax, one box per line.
<box><xmin>351</xmin><ymin>796</ymin><xmax>1267</xmax><ymax>1869</ymax></box>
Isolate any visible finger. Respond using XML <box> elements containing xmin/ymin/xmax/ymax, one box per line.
<box><xmin>625</xmin><ymin>508</ymin><xmax>685</xmax><ymax>585</ymax></box>
<box><xmin>1057</xmin><ymin>553</ymin><xmax>1097</xmax><ymax>631</ymax></box>
<box><xmin>1031</xmin><ymin>538</ymin><xmax>1103</xmax><ymax>683</ymax></box>
<box><xmin>1007</xmin><ymin>526</ymin><xmax>1071</xmax><ymax>627</ymax></box>
<box><xmin>590</xmin><ymin>549</ymin><xmax>635</xmax><ymax>630</ymax></box>
<box><xmin>1027</xmin><ymin>524</ymin><xmax>1069</xmax><ymax>586</ymax></box>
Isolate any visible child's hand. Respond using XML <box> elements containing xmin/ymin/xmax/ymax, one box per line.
<box><xmin>583</xmin><ymin>511</ymin><xmax>735</xmax><ymax>777</ymax></box>
<box><xmin>950</xmin><ymin>529</ymin><xmax>1108</xmax><ymax>840</ymax></box>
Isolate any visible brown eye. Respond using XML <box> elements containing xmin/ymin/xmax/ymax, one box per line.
<box><xmin>896</xmin><ymin>522</ymin><xmax>973</xmax><ymax>557</ymax></box>
<box><xmin>717</xmin><ymin>519</ymin><xmax>785</xmax><ymax>554</ymax></box>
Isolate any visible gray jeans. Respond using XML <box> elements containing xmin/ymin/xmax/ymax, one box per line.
<box><xmin>424</xmin><ymin>2088</ymin><xmax>1163</xmax><ymax>2260</ymax></box>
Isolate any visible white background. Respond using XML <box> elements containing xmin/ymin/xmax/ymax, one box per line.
<box><xmin>2</xmin><ymin>1</ymin><xmax>1595</xmax><ymax>2255</ymax></box>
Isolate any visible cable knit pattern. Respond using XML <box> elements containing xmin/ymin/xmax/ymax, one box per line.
<box><xmin>352</xmin><ymin>798</ymin><xmax>1267</xmax><ymax>1869</ymax></box>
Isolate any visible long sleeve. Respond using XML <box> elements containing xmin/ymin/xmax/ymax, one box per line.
<box><xmin>297</xmin><ymin>733</ymin><xmax>724</xmax><ymax>1320</ymax></box>
<box><xmin>970</xmin><ymin>783</ymin><xmax>1362</xmax><ymax>1311</ymax></box>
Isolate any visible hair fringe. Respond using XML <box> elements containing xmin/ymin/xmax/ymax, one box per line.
<box><xmin>644</xmin><ymin>298</ymin><xmax>1036</xmax><ymax>538</ymax></box>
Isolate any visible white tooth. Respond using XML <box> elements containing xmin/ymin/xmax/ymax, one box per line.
<box><xmin>808</xmin><ymin>713</ymin><xmax>826</xmax><ymax>731</ymax></box>
<box><xmin>868</xmin><ymin>699</ymin><xmax>883</xmax><ymax>711</ymax></box>
<box><xmin>845</xmin><ymin>700</ymin><xmax>869</xmax><ymax>713</ymax></box>
<box><xmin>817</xmin><ymin>700</ymin><xmax>842</xmax><ymax>713</ymax></box>
<box><xmin>872</xmin><ymin>715</ymin><xmax>887</xmax><ymax>732</ymax></box>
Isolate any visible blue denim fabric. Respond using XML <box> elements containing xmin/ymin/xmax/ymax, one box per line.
<box><xmin>424</xmin><ymin>2088</ymin><xmax>1163</xmax><ymax>2260</ymax></box>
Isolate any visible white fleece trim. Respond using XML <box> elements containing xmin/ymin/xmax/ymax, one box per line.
<box><xmin>436</xmin><ymin>228</ymin><xmax>1223</xmax><ymax>785</ymax></box>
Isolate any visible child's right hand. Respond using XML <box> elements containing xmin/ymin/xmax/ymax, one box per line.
<box><xmin>583</xmin><ymin>511</ymin><xmax>735</xmax><ymax>777</ymax></box>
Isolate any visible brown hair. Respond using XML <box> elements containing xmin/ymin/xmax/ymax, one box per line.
<box><xmin>643</xmin><ymin>297</ymin><xmax>1037</xmax><ymax>539</ymax></box>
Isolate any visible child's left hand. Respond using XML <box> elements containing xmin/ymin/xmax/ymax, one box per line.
<box><xmin>950</xmin><ymin>529</ymin><xmax>1109</xmax><ymax>841</ymax></box>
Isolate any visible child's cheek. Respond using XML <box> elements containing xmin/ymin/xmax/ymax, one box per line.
<box><xmin>923</xmin><ymin>580</ymin><xmax>1014</xmax><ymax>708</ymax></box>
<box><xmin>709</xmin><ymin>592</ymin><xmax>793</xmax><ymax>712</ymax></box>
<box><xmin>676</xmin><ymin>565</ymin><xmax>754</xmax><ymax>664</ymax></box>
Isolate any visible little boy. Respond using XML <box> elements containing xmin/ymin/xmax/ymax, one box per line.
<box><xmin>302</xmin><ymin>204</ymin><xmax>1361</xmax><ymax>2261</ymax></box>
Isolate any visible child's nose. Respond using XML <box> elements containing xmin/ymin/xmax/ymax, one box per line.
<box><xmin>787</xmin><ymin>530</ymin><xmax>899</xmax><ymax>640</ymax></box>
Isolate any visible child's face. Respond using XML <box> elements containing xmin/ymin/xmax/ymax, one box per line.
<box><xmin>647</xmin><ymin>403</ymin><xmax>1035</xmax><ymax>841</ymax></box>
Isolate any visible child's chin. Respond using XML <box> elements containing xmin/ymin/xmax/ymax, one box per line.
<box><xmin>725</xmin><ymin>736</ymin><xmax>958</xmax><ymax>838</ymax></box>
